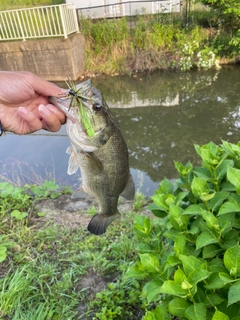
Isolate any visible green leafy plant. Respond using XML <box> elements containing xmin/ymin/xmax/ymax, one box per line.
<box><xmin>125</xmin><ymin>140</ymin><xmax>240</xmax><ymax>319</ymax></box>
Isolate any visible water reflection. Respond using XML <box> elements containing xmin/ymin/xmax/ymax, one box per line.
<box><xmin>0</xmin><ymin>66</ymin><xmax>240</xmax><ymax>196</ymax></box>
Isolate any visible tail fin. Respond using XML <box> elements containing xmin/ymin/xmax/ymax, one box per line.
<box><xmin>87</xmin><ymin>212</ymin><xmax>120</xmax><ymax>235</ymax></box>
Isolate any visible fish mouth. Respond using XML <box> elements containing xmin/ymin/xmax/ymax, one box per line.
<box><xmin>49</xmin><ymin>95</ymin><xmax>78</xmax><ymax>122</ymax></box>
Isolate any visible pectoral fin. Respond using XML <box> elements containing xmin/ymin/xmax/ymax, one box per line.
<box><xmin>120</xmin><ymin>174</ymin><xmax>135</xmax><ymax>200</ymax></box>
<box><xmin>84</xmin><ymin>152</ymin><xmax>104</xmax><ymax>175</ymax></box>
<box><xmin>67</xmin><ymin>148</ymin><xmax>79</xmax><ymax>175</ymax></box>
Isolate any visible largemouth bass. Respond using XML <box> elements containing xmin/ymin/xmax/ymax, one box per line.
<box><xmin>49</xmin><ymin>80</ymin><xmax>135</xmax><ymax>235</ymax></box>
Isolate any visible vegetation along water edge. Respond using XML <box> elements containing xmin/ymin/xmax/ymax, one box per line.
<box><xmin>79</xmin><ymin>3</ymin><xmax>240</xmax><ymax>76</ymax></box>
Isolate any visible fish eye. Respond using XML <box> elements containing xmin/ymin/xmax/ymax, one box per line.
<box><xmin>93</xmin><ymin>103</ymin><xmax>102</xmax><ymax>111</ymax></box>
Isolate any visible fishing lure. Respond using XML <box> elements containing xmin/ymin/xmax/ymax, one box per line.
<box><xmin>65</xmin><ymin>80</ymin><xmax>95</xmax><ymax>138</ymax></box>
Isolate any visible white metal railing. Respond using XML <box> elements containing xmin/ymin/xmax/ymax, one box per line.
<box><xmin>72</xmin><ymin>0</ymin><xmax>181</xmax><ymax>19</ymax></box>
<box><xmin>0</xmin><ymin>4</ymin><xmax>79</xmax><ymax>41</ymax></box>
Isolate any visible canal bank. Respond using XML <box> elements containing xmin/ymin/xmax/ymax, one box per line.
<box><xmin>0</xmin><ymin>33</ymin><xmax>85</xmax><ymax>81</ymax></box>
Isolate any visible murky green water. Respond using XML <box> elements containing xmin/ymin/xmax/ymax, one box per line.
<box><xmin>1</xmin><ymin>66</ymin><xmax>240</xmax><ymax>195</ymax></box>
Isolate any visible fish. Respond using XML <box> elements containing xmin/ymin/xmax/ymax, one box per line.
<box><xmin>49</xmin><ymin>80</ymin><xmax>135</xmax><ymax>235</ymax></box>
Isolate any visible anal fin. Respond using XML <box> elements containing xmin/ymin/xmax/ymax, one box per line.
<box><xmin>120</xmin><ymin>174</ymin><xmax>135</xmax><ymax>200</ymax></box>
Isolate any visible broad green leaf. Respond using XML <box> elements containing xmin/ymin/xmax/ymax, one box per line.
<box><xmin>174</xmin><ymin>233</ymin><xmax>187</xmax><ymax>256</ymax></box>
<box><xmin>193</xmin><ymin>167</ymin><xmax>211</xmax><ymax>180</ymax></box>
<box><xmin>212</xmin><ymin>310</ymin><xmax>230</xmax><ymax>320</ymax></box>
<box><xmin>124</xmin><ymin>265</ymin><xmax>148</xmax><ymax>280</ymax></box>
<box><xmin>230</xmin><ymin>193</ymin><xmax>240</xmax><ymax>205</ymax></box>
<box><xmin>151</xmin><ymin>194</ymin><xmax>173</xmax><ymax>212</ymax></box>
<box><xmin>139</xmin><ymin>253</ymin><xmax>160</xmax><ymax>273</ymax></box>
<box><xmin>218</xmin><ymin>212</ymin><xmax>235</xmax><ymax>235</ymax></box>
<box><xmin>188</xmin><ymin>268</ymin><xmax>211</xmax><ymax>286</ymax></box>
<box><xmin>168</xmin><ymin>298</ymin><xmax>190</xmax><ymax>317</ymax></box>
<box><xmin>179</xmin><ymin>255</ymin><xmax>202</xmax><ymax>274</ymax></box>
<box><xmin>196</xmin><ymin>231</ymin><xmax>218</xmax><ymax>250</ymax></box>
<box><xmin>154</xmin><ymin>304</ymin><xmax>170</xmax><ymax>320</ymax></box>
<box><xmin>157</xmin><ymin>178</ymin><xmax>174</xmax><ymax>195</ymax></box>
<box><xmin>50</xmin><ymin>192</ymin><xmax>60</xmax><ymax>199</ymax></box>
<box><xmin>228</xmin><ymin>280</ymin><xmax>240</xmax><ymax>306</ymax></box>
<box><xmin>216</xmin><ymin>160</ymin><xmax>234</xmax><ymax>180</ymax></box>
<box><xmin>167</xmin><ymin>255</ymin><xmax>181</xmax><ymax>267</ymax></box>
<box><xmin>208</xmin><ymin>191</ymin><xmax>229</xmax><ymax>212</ymax></box>
<box><xmin>201</xmin><ymin>209</ymin><xmax>219</xmax><ymax>231</ymax></box>
<box><xmin>147</xmin><ymin>204</ymin><xmax>167</xmax><ymax>218</ymax></box>
<box><xmin>224</xmin><ymin>244</ymin><xmax>240</xmax><ymax>276</ymax></box>
<box><xmin>218</xmin><ymin>201</ymin><xmax>240</xmax><ymax>216</ymax></box>
<box><xmin>205</xmin><ymin>273</ymin><xmax>227</xmax><ymax>290</ymax></box>
<box><xmin>134</xmin><ymin>215</ymin><xmax>152</xmax><ymax>237</ymax></box>
<box><xmin>175</xmin><ymin>161</ymin><xmax>192</xmax><ymax>177</ymax></box>
<box><xmin>221</xmin><ymin>181</ymin><xmax>236</xmax><ymax>192</ymax></box>
<box><xmin>184</xmin><ymin>303</ymin><xmax>206</xmax><ymax>320</ymax></box>
<box><xmin>158</xmin><ymin>280</ymin><xmax>187</xmax><ymax>297</ymax></box>
<box><xmin>164</xmin><ymin>229</ymin><xmax>181</xmax><ymax>241</ymax></box>
<box><xmin>204</xmin><ymin>293</ymin><xmax>223</xmax><ymax>308</ymax></box>
<box><xmin>202</xmin><ymin>244</ymin><xmax>222</xmax><ymax>259</ymax></box>
<box><xmin>142</xmin><ymin>279</ymin><xmax>162</xmax><ymax>303</ymax></box>
<box><xmin>191</xmin><ymin>176</ymin><xmax>209</xmax><ymax>198</ymax></box>
<box><xmin>174</xmin><ymin>268</ymin><xmax>187</xmax><ymax>284</ymax></box>
<box><xmin>10</xmin><ymin>210</ymin><xmax>28</xmax><ymax>220</ymax></box>
<box><xmin>43</xmin><ymin>180</ymin><xmax>59</xmax><ymax>190</ymax></box>
<box><xmin>221</xmin><ymin>140</ymin><xmax>240</xmax><ymax>157</ymax></box>
<box><xmin>175</xmin><ymin>191</ymin><xmax>188</xmax><ymax>205</ymax></box>
<box><xmin>219</xmin><ymin>272</ymin><xmax>234</xmax><ymax>284</ymax></box>
<box><xmin>183</xmin><ymin>204</ymin><xmax>204</xmax><ymax>216</ymax></box>
<box><xmin>169</xmin><ymin>204</ymin><xmax>189</xmax><ymax>231</ymax></box>
<box><xmin>143</xmin><ymin>311</ymin><xmax>155</xmax><ymax>320</ymax></box>
<box><xmin>0</xmin><ymin>246</ymin><xmax>7</xmax><ymax>263</ymax></box>
<box><xmin>201</xmin><ymin>192</ymin><xmax>216</xmax><ymax>202</ymax></box>
<box><xmin>227</xmin><ymin>166</ymin><xmax>240</xmax><ymax>192</ymax></box>
<box><xmin>208</xmin><ymin>258</ymin><xmax>227</xmax><ymax>273</ymax></box>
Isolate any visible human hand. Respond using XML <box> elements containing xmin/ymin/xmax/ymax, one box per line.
<box><xmin>0</xmin><ymin>71</ymin><xmax>67</xmax><ymax>135</ymax></box>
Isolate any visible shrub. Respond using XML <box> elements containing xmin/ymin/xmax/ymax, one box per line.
<box><xmin>125</xmin><ymin>140</ymin><xmax>240</xmax><ymax>320</ymax></box>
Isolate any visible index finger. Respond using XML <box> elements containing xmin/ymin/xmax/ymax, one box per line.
<box><xmin>24</xmin><ymin>72</ymin><xmax>67</xmax><ymax>97</ymax></box>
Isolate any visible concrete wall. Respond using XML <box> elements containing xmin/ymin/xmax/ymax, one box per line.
<box><xmin>0</xmin><ymin>33</ymin><xmax>85</xmax><ymax>81</ymax></box>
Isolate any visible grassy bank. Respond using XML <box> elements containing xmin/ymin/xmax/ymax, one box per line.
<box><xmin>80</xmin><ymin>11</ymin><xmax>240</xmax><ymax>75</ymax></box>
<box><xmin>0</xmin><ymin>180</ymin><xmax>147</xmax><ymax>319</ymax></box>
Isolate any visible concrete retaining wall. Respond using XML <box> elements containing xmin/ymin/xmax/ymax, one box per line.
<box><xmin>0</xmin><ymin>33</ymin><xmax>85</xmax><ymax>81</ymax></box>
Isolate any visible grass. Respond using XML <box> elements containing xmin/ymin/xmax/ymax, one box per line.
<box><xmin>80</xmin><ymin>11</ymin><xmax>239</xmax><ymax>75</ymax></box>
<box><xmin>0</xmin><ymin>0</ymin><xmax>64</xmax><ymax>11</ymax></box>
<box><xmin>0</xmin><ymin>180</ymin><xmax>148</xmax><ymax>319</ymax></box>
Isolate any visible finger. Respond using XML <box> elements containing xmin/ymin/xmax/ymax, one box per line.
<box><xmin>45</xmin><ymin>104</ymin><xmax>66</xmax><ymax>124</ymax></box>
<box><xmin>38</xmin><ymin>104</ymin><xmax>63</xmax><ymax>132</ymax></box>
<box><xmin>18</xmin><ymin>106</ymin><xmax>43</xmax><ymax>133</ymax></box>
<box><xmin>25</xmin><ymin>72</ymin><xmax>67</xmax><ymax>97</ymax></box>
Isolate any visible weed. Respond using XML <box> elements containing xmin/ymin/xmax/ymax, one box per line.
<box><xmin>0</xmin><ymin>180</ymin><xmax>143</xmax><ymax>319</ymax></box>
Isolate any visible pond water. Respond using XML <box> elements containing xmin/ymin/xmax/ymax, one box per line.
<box><xmin>1</xmin><ymin>66</ymin><xmax>240</xmax><ymax>196</ymax></box>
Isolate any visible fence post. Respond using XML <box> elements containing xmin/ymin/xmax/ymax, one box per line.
<box><xmin>72</xmin><ymin>5</ymin><xmax>79</xmax><ymax>33</ymax></box>
<box><xmin>16</xmin><ymin>11</ymin><xmax>26</xmax><ymax>41</ymax></box>
<box><xmin>59</xmin><ymin>4</ymin><xmax>67</xmax><ymax>38</ymax></box>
